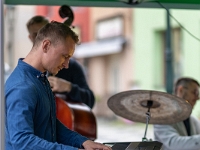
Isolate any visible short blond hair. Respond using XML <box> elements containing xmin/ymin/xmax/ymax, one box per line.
<box><xmin>34</xmin><ymin>21</ymin><xmax>79</xmax><ymax>47</ymax></box>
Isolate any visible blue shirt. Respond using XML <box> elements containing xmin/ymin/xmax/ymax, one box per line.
<box><xmin>5</xmin><ymin>59</ymin><xmax>88</xmax><ymax>150</ymax></box>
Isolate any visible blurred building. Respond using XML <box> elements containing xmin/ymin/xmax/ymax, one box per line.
<box><xmin>3</xmin><ymin>5</ymin><xmax>200</xmax><ymax>119</ymax></box>
<box><xmin>73</xmin><ymin>7</ymin><xmax>134</xmax><ymax>118</ymax></box>
<box><xmin>132</xmin><ymin>8</ymin><xmax>200</xmax><ymax>118</ymax></box>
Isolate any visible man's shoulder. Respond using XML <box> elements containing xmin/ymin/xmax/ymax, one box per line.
<box><xmin>69</xmin><ymin>58</ymin><xmax>81</xmax><ymax>67</ymax></box>
<box><xmin>154</xmin><ymin>121</ymin><xmax>184</xmax><ymax>128</ymax></box>
<box><xmin>68</xmin><ymin>58</ymin><xmax>84</xmax><ymax>72</ymax></box>
<box><xmin>6</xmin><ymin>76</ymin><xmax>34</xmax><ymax>91</ymax></box>
<box><xmin>5</xmin><ymin>68</ymin><xmax>39</xmax><ymax>93</ymax></box>
<box><xmin>190</xmin><ymin>115</ymin><xmax>200</xmax><ymax>124</ymax></box>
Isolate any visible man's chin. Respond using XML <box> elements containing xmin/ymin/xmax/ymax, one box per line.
<box><xmin>50</xmin><ymin>68</ymin><xmax>62</xmax><ymax>76</ymax></box>
<box><xmin>49</xmin><ymin>71</ymin><xmax>58</xmax><ymax>76</ymax></box>
<box><xmin>54</xmin><ymin>70</ymin><xmax>60</xmax><ymax>75</ymax></box>
<box><xmin>52</xmin><ymin>72</ymin><xmax>58</xmax><ymax>76</ymax></box>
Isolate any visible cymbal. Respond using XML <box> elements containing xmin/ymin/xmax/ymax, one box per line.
<box><xmin>107</xmin><ymin>90</ymin><xmax>192</xmax><ymax>124</ymax></box>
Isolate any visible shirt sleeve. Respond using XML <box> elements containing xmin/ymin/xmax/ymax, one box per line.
<box><xmin>5</xmin><ymin>83</ymin><xmax>86</xmax><ymax>150</ymax></box>
<box><xmin>56</xmin><ymin>119</ymin><xmax>88</xmax><ymax>147</ymax></box>
<box><xmin>153</xmin><ymin>124</ymin><xmax>200</xmax><ymax>150</ymax></box>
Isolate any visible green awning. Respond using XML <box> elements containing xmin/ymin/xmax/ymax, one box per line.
<box><xmin>4</xmin><ymin>0</ymin><xmax>200</xmax><ymax>9</ymax></box>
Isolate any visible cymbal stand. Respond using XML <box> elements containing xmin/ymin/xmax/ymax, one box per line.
<box><xmin>142</xmin><ymin>100</ymin><xmax>152</xmax><ymax>142</ymax></box>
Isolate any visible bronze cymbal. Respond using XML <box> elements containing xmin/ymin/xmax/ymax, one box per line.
<box><xmin>107</xmin><ymin>90</ymin><xmax>192</xmax><ymax>124</ymax></box>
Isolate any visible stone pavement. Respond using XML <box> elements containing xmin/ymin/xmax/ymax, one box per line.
<box><xmin>95</xmin><ymin>117</ymin><xmax>154</xmax><ymax>143</ymax></box>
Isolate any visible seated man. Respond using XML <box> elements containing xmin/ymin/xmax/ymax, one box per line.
<box><xmin>154</xmin><ymin>77</ymin><xmax>200</xmax><ymax>150</ymax></box>
<box><xmin>27</xmin><ymin>15</ymin><xmax>95</xmax><ymax>109</ymax></box>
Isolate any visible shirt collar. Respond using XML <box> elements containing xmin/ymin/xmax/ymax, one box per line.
<box><xmin>18</xmin><ymin>58</ymin><xmax>47</xmax><ymax>79</ymax></box>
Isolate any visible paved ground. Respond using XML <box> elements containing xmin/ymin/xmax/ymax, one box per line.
<box><xmin>95</xmin><ymin>117</ymin><xmax>154</xmax><ymax>143</ymax></box>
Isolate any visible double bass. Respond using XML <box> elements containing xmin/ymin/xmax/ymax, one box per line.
<box><xmin>55</xmin><ymin>95</ymin><xmax>97</xmax><ymax>141</ymax></box>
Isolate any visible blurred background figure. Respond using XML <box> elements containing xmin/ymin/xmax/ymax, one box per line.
<box><xmin>154</xmin><ymin>77</ymin><xmax>200</xmax><ymax>150</ymax></box>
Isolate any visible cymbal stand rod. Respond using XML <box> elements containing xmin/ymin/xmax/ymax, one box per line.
<box><xmin>142</xmin><ymin>111</ymin><xmax>150</xmax><ymax>141</ymax></box>
<box><xmin>142</xmin><ymin>101</ymin><xmax>152</xmax><ymax>142</ymax></box>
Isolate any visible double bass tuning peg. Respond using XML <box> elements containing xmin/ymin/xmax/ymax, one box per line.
<box><xmin>59</xmin><ymin>5</ymin><xmax>74</xmax><ymax>27</ymax></box>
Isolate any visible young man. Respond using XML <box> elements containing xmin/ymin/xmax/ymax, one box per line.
<box><xmin>27</xmin><ymin>16</ymin><xmax>95</xmax><ymax>109</ymax></box>
<box><xmin>154</xmin><ymin>77</ymin><xmax>200</xmax><ymax>150</ymax></box>
<box><xmin>5</xmin><ymin>21</ymin><xmax>111</xmax><ymax>150</ymax></box>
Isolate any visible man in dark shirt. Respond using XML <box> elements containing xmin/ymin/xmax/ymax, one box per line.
<box><xmin>27</xmin><ymin>15</ymin><xmax>95</xmax><ymax>109</ymax></box>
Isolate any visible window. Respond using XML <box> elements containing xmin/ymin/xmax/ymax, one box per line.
<box><xmin>96</xmin><ymin>16</ymin><xmax>124</xmax><ymax>40</ymax></box>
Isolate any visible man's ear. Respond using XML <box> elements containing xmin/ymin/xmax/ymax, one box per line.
<box><xmin>28</xmin><ymin>35</ymin><xmax>33</xmax><ymax>43</ymax></box>
<box><xmin>177</xmin><ymin>85</ymin><xmax>184</xmax><ymax>97</ymax></box>
<box><xmin>42</xmin><ymin>40</ymin><xmax>51</xmax><ymax>53</ymax></box>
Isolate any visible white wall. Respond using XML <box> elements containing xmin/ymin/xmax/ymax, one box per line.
<box><xmin>4</xmin><ymin>5</ymin><xmax>35</xmax><ymax>71</ymax></box>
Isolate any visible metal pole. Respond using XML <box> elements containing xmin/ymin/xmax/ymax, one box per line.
<box><xmin>7</xmin><ymin>5</ymin><xmax>15</xmax><ymax>69</ymax></box>
<box><xmin>0</xmin><ymin>0</ymin><xmax>5</xmax><ymax>149</ymax></box>
<box><xmin>165</xmin><ymin>9</ymin><xmax>174</xmax><ymax>94</ymax></box>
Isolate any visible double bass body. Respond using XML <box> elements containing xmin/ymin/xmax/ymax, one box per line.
<box><xmin>55</xmin><ymin>96</ymin><xmax>97</xmax><ymax>141</ymax></box>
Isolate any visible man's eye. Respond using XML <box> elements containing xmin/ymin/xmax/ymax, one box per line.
<box><xmin>32</xmin><ymin>33</ymin><xmax>37</xmax><ymax>38</ymax></box>
<box><xmin>63</xmin><ymin>55</ymin><xmax>68</xmax><ymax>59</ymax></box>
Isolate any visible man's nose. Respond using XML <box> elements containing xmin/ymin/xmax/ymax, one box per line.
<box><xmin>196</xmin><ymin>96</ymin><xmax>200</xmax><ymax>100</ymax></box>
<box><xmin>63</xmin><ymin>59</ymin><xmax>70</xmax><ymax>69</ymax></box>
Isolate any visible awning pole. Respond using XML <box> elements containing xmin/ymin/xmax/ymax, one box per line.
<box><xmin>0</xmin><ymin>0</ymin><xmax>5</xmax><ymax>150</ymax></box>
<box><xmin>165</xmin><ymin>9</ymin><xmax>174</xmax><ymax>94</ymax></box>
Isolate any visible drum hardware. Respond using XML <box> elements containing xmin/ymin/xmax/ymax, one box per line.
<box><xmin>107</xmin><ymin>90</ymin><xmax>192</xmax><ymax>124</ymax></box>
<box><xmin>142</xmin><ymin>100</ymin><xmax>152</xmax><ymax>142</ymax></box>
<box><xmin>104</xmin><ymin>141</ymin><xmax>163</xmax><ymax>150</ymax></box>
<box><xmin>106</xmin><ymin>90</ymin><xmax>192</xmax><ymax>149</ymax></box>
